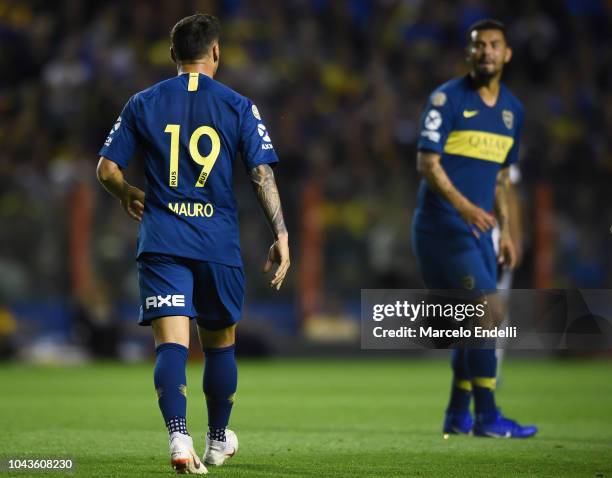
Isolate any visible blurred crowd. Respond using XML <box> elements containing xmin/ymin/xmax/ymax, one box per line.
<box><xmin>1</xmin><ymin>0</ymin><xmax>611</xmax><ymax>328</ymax></box>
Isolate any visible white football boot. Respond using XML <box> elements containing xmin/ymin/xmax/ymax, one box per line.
<box><xmin>169</xmin><ymin>432</ymin><xmax>208</xmax><ymax>474</ymax></box>
<box><xmin>203</xmin><ymin>429</ymin><xmax>238</xmax><ymax>466</ymax></box>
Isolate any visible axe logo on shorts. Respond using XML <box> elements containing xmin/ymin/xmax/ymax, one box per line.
<box><xmin>145</xmin><ymin>294</ymin><xmax>185</xmax><ymax>309</ymax></box>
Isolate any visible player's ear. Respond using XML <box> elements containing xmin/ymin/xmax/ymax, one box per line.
<box><xmin>504</xmin><ymin>46</ymin><xmax>512</xmax><ymax>64</ymax></box>
<box><xmin>170</xmin><ymin>47</ymin><xmax>177</xmax><ymax>64</ymax></box>
<box><xmin>212</xmin><ymin>42</ymin><xmax>220</xmax><ymax>64</ymax></box>
<box><xmin>464</xmin><ymin>44</ymin><xmax>474</xmax><ymax>63</ymax></box>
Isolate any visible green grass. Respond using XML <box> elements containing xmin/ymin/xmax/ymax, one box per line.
<box><xmin>0</xmin><ymin>359</ymin><xmax>611</xmax><ymax>477</ymax></box>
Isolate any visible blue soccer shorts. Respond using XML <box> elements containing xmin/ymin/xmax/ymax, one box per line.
<box><xmin>412</xmin><ymin>226</ymin><xmax>497</xmax><ymax>293</ymax></box>
<box><xmin>137</xmin><ymin>254</ymin><xmax>245</xmax><ymax>330</ymax></box>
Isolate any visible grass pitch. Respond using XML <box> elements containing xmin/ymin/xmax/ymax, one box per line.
<box><xmin>0</xmin><ymin>358</ymin><xmax>611</xmax><ymax>477</ymax></box>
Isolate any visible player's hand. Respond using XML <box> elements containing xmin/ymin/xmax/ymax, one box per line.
<box><xmin>498</xmin><ymin>231</ymin><xmax>517</xmax><ymax>269</ymax></box>
<box><xmin>120</xmin><ymin>185</ymin><xmax>145</xmax><ymax>222</ymax></box>
<box><xmin>263</xmin><ymin>234</ymin><xmax>290</xmax><ymax>290</ymax></box>
<box><xmin>459</xmin><ymin>203</ymin><xmax>497</xmax><ymax>238</ymax></box>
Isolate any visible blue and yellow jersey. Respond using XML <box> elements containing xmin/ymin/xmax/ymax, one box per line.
<box><xmin>99</xmin><ymin>73</ymin><xmax>279</xmax><ymax>266</ymax></box>
<box><xmin>414</xmin><ymin>75</ymin><xmax>524</xmax><ymax>232</ymax></box>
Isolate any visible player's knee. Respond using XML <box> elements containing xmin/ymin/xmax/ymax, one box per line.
<box><xmin>199</xmin><ymin>324</ymin><xmax>236</xmax><ymax>349</ymax></box>
<box><xmin>480</xmin><ymin>294</ymin><xmax>504</xmax><ymax>328</ymax></box>
<box><xmin>151</xmin><ymin>315</ymin><xmax>190</xmax><ymax>348</ymax></box>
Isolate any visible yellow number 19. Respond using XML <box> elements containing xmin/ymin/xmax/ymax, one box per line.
<box><xmin>164</xmin><ymin>124</ymin><xmax>220</xmax><ymax>188</ymax></box>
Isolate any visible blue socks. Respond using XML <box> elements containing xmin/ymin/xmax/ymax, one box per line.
<box><xmin>203</xmin><ymin>345</ymin><xmax>237</xmax><ymax>441</ymax></box>
<box><xmin>154</xmin><ymin>342</ymin><xmax>238</xmax><ymax>440</ymax></box>
<box><xmin>154</xmin><ymin>343</ymin><xmax>189</xmax><ymax>435</ymax></box>
<box><xmin>447</xmin><ymin>346</ymin><xmax>498</xmax><ymax>420</ymax></box>
<box><xmin>447</xmin><ymin>349</ymin><xmax>472</xmax><ymax>413</ymax></box>
<box><xmin>467</xmin><ymin>347</ymin><xmax>498</xmax><ymax>419</ymax></box>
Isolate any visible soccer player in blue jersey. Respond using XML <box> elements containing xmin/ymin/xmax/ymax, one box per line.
<box><xmin>96</xmin><ymin>14</ymin><xmax>290</xmax><ymax>473</ymax></box>
<box><xmin>412</xmin><ymin>19</ymin><xmax>537</xmax><ymax>438</ymax></box>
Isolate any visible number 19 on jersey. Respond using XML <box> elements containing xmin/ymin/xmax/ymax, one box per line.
<box><xmin>164</xmin><ymin>124</ymin><xmax>220</xmax><ymax>188</ymax></box>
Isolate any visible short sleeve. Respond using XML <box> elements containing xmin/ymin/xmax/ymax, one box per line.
<box><xmin>417</xmin><ymin>90</ymin><xmax>455</xmax><ymax>154</ymax></box>
<box><xmin>502</xmin><ymin>108</ymin><xmax>523</xmax><ymax>168</ymax></box>
<box><xmin>239</xmin><ymin>101</ymin><xmax>279</xmax><ymax>171</ymax></box>
<box><xmin>98</xmin><ymin>97</ymin><xmax>138</xmax><ymax>168</ymax></box>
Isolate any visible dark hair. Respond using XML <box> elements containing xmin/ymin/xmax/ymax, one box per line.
<box><xmin>466</xmin><ymin>18</ymin><xmax>507</xmax><ymax>43</ymax></box>
<box><xmin>170</xmin><ymin>13</ymin><xmax>221</xmax><ymax>62</ymax></box>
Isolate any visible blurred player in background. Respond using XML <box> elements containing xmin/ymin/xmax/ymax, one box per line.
<box><xmin>412</xmin><ymin>19</ymin><xmax>537</xmax><ymax>438</ymax></box>
<box><xmin>97</xmin><ymin>14</ymin><xmax>290</xmax><ymax>473</ymax></box>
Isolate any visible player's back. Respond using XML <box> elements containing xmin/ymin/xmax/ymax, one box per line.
<box><xmin>100</xmin><ymin>72</ymin><xmax>278</xmax><ymax>266</ymax></box>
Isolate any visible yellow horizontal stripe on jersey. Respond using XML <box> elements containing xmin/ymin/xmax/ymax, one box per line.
<box><xmin>443</xmin><ymin>130</ymin><xmax>514</xmax><ymax>164</ymax></box>
<box><xmin>188</xmin><ymin>72</ymin><xmax>199</xmax><ymax>91</ymax></box>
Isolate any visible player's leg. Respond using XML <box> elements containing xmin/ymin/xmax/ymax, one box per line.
<box><xmin>466</xmin><ymin>239</ymin><xmax>504</xmax><ymax>423</ymax></box>
<box><xmin>469</xmin><ymin>292</ymin><xmax>535</xmax><ymax>438</ymax></box>
<box><xmin>193</xmin><ymin>261</ymin><xmax>244</xmax><ymax>465</ymax></box>
<box><xmin>439</xmin><ymin>239</ymin><xmax>494</xmax><ymax>435</ymax></box>
<box><xmin>197</xmin><ymin>325</ymin><xmax>239</xmax><ymax>465</ymax></box>
<box><xmin>444</xmin><ymin>348</ymin><xmax>473</xmax><ymax>433</ymax></box>
<box><xmin>199</xmin><ymin>325</ymin><xmax>237</xmax><ymax>441</ymax></box>
<box><xmin>468</xmin><ymin>241</ymin><xmax>537</xmax><ymax>438</ymax></box>
<box><xmin>466</xmin><ymin>292</ymin><xmax>502</xmax><ymax>426</ymax></box>
<box><xmin>152</xmin><ymin>315</ymin><xmax>191</xmax><ymax>436</ymax></box>
<box><xmin>412</xmin><ymin>229</ymin><xmax>473</xmax><ymax>434</ymax></box>
<box><xmin>138</xmin><ymin>255</ymin><xmax>206</xmax><ymax>474</ymax></box>
<box><xmin>153</xmin><ymin>317</ymin><xmax>206</xmax><ymax>473</ymax></box>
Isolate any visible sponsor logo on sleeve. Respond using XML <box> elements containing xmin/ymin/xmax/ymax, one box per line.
<box><xmin>421</xmin><ymin>130</ymin><xmax>441</xmax><ymax>142</ymax></box>
<box><xmin>257</xmin><ymin>123</ymin><xmax>274</xmax><ymax>149</ymax></box>
<box><xmin>430</xmin><ymin>92</ymin><xmax>447</xmax><ymax>107</ymax></box>
<box><xmin>104</xmin><ymin>116</ymin><xmax>122</xmax><ymax>146</ymax></box>
<box><xmin>424</xmin><ymin>109</ymin><xmax>442</xmax><ymax>130</ymax></box>
<box><xmin>252</xmin><ymin>104</ymin><xmax>261</xmax><ymax>120</ymax></box>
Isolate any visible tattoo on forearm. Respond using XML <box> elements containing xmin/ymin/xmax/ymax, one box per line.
<box><xmin>250</xmin><ymin>164</ymin><xmax>287</xmax><ymax>237</ymax></box>
<box><xmin>420</xmin><ymin>156</ymin><xmax>467</xmax><ymax>210</ymax></box>
<box><xmin>495</xmin><ymin>174</ymin><xmax>510</xmax><ymax>230</ymax></box>
<box><xmin>497</xmin><ymin>209</ymin><xmax>509</xmax><ymax>230</ymax></box>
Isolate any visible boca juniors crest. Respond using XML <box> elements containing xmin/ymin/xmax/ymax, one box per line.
<box><xmin>502</xmin><ymin>110</ymin><xmax>514</xmax><ymax>130</ymax></box>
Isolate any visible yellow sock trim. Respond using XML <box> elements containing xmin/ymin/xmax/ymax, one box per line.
<box><xmin>455</xmin><ymin>379</ymin><xmax>472</xmax><ymax>392</ymax></box>
<box><xmin>205</xmin><ymin>393</ymin><xmax>236</xmax><ymax>403</ymax></box>
<box><xmin>472</xmin><ymin>377</ymin><xmax>497</xmax><ymax>390</ymax></box>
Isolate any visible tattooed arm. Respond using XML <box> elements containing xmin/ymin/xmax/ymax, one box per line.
<box><xmin>250</xmin><ymin>164</ymin><xmax>290</xmax><ymax>290</ymax></box>
<box><xmin>417</xmin><ymin>150</ymin><xmax>497</xmax><ymax>237</ymax></box>
<box><xmin>494</xmin><ymin>168</ymin><xmax>517</xmax><ymax>269</ymax></box>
